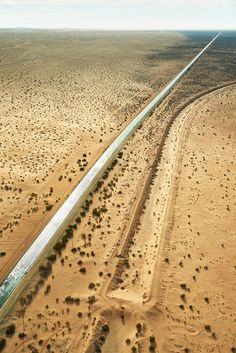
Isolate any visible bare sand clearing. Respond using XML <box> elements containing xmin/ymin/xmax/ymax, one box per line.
<box><xmin>0</xmin><ymin>30</ymin><xmax>191</xmax><ymax>281</ymax></box>
<box><xmin>0</xmin><ymin>77</ymin><xmax>235</xmax><ymax>352</ymax></box>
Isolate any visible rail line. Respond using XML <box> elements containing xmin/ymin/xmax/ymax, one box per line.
<box><xmin>0</xmin><ymin>31</ymin><xmax>221</xmax><ymax>311</ymax></box>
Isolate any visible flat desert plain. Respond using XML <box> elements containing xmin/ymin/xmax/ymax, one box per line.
<box><xmin>0</xmin><ymin>30</ymin><xmax>235</xmax><ymax>353</ymax></box>
<box><xmin>0</xmin><ymin>30</ymin><xmax>195</xmax><ymax>281</ymax></box>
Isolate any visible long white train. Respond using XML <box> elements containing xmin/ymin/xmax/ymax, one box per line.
<box><xmin>0</xmin><ymin>32</ymin><xmax>221</xmax><ymax>310</ymax></box>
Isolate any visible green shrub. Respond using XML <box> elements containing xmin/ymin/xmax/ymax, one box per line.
<box><xmin>47</xmin><ymin>254</ymin><xmax>56</xmax><ymax>262</ymax></box>
<box><xmin>39</xmin><ymin>263</ymin><xmax>52</xmax><ymax>279</ymax></box>
<box><xmin>5</xmin><ymin>324</ymin><xmax>15</xmax><ymax>337</ymax></box>
<box><xmin>79</xmin><ymin>267</ymin><xmax>86</xmax><ymax>274</ymax></box>
<box><xmin>18</xmin><ymin>332</ymin><xmax>26</xmax><ymax>340</ymax></box>
<box><xmin>204</xmin><ymin>324</ymin><xmax>211</xmax><ymax>332</ymax></box>
<box><xmin>45</xmin><ymin>204</ymin><xmax>53</xmax><ymax>211</ymax></box>
<box><xmin>75</xmin><ymin>216</ymin><xmax>81</xmax><ymax>224</ymax></box>
<box><xmin>87</xmin><ymin>295</ymin><xmax>96</xmax><ymax>304</ymax></box>
<box><xmin>94</xmin><ymin>342</ymin><xmax>101</xmax><ymax>353</ymax></box>
<box><xmin>180</xmin><ymin>283</ymin><xmax>187</xmax><ymax>290</ymax></box>
<box><xmin>53</xmin><ymin>241</ymin><xmax>63</xmax><ymax>254</ymax></box>
<box><xmin>101</xmin><ymin>323</ymin><xmax>109</xmax><ymax>333</ymax></box>
<box><xmin>88</xmin><ymin>283</ymin><xmax>95</xmax><ymax>290</ymax></box>
<box><xmin>0</xmin><ymin>338</ymin><xmax>6</xmax><ymax>351</ymax></box>
<box><xmin>125</xmin><ymin>338</ymin><xmax>131</xmax><ymax>345</ymax></box>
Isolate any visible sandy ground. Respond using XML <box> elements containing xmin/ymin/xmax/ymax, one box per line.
<box><xmin>0</xmin><ymin>31</ymin><xmax>236</xmax><ymax>353</ymax></box>
<box><xmin>102</xmin><ymin>84</ymin><xmax>236</xmax><ymax>353</ymax></box>
<box><xmin>0</xmin><ymin>73</ymin><xmax>171</xmax><ymax>352</ymax></box>
<box><xmin>1</xmin><ymin>80</ymin><xmax>235</xmax><ymax>352</ymax></box>
<box><xmin>0</xmin><ymin>30</ymin><xmax>192</xmax><ymax>281</ymax></box>
<box><xmin>156</xmin><ymin>85</ymin><xmax>236</xmax><ymax>352</ymax></box>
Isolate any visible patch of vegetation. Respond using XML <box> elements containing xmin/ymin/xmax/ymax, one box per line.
<box><xmin>180</xmin><ymin>283</ymin><xmax>187</xmax><ymax>290</ymax></box>
<box><xmin>101</xmin><ymin>324</ymin><xmax>110</xmax><ymax>334</ymax></box>
<box><xmin>94</xmin><ymin>341</ymin><xmax>101</xmax><ymax>353</ymax></box>
<box><xmin>125</xmin><ymin>338</ymin><xmax>131</xmax><ymax>345</ymax></box>
<box><xmin>0</xmin><ymin>338</ymin><xmax>6</xmax><ymax>352</ymax></box>
<box><xmin>39</xmin><ymin>262</ymin><xmax>52</xmax><ymax>279</ymax></box>
<box><xmin>5</xmin><ymin>324</ymin><xmax>15</xmax><ymax>337</ymax></box>
<box><xmin>75</xmin><ymin>216</ymin><xmax>81</xmax><ymax>224</ymax></box>
<box><xmin>44</xmin><ymin>284</ymin><xmax>51</xmax><ymax>295</ymax></box>
<box><xmin>18</xmin><ymin>332</ymin><xmax>26</xmax><ymax>340</ymax></box>
<box><xmin>79</xmin><ymin>267</ymin><xmax>86</xmax><ymax>274</ymax></box>
<box><xmin>118</xmin><ymin>151</ymin><xmax>123</xmax><ymax>159</ymax></box>
<box><xmin>47</xmin><ymin>254</ymin><xmax>56</xmax><ymax>263</ymax></box>
<box><xmin>180</xmin><ymin>293</ymin><xmax>186</xmax><ymax>301</ymax></box>
<box><xmin>53</xmin><ymin>241</ymin><xmax>64</xmax><ymax>254</ymax></box>
<box><xmin>149</xmin><ymin>335</ymin><xmax>156</xmax><ymax>352</ymax></box>
<box><xmin>77</xmin><ymin>312</ymin><xmax>83</xmax><ymax>319</ymax></box>
<box><xmin>45</xmin><ymin>204</ymin><xmax>53</xmax><ymax>211</ymax></box>
<box><xmin>65</xmin><ymin>296</ymin><xmax>80</xmax><ymax>305</ymax></box>
<box><xmin>204</xmin><ymin>324</ymin><xmax>211</xmax><ymax>332</ymax></box>
<box><xmin>136</xmin><ymin>323</ymin><xmax>142</xmax><ymax>331</ymax></box>
<box><xmin>124</xmin><ymin>258</ymin><xmax>130</xmax><ymax>268</ymax></box>
<box><xmin>87</xmin><ymin>295</ymin><xmax>97</xmax><ymax>305</ymax></box>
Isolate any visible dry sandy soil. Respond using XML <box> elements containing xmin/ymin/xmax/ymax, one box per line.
<box><xmin>104</xmin><ymin>84</ymin><xmax>236</xmax><ymax>353</ymax></box>
<box><xmin>0</xmin><ymin>30</ymin><xmax>192</xmax><ymax>281</ymax></box>
<box><xmin>0</xmin><ymin>74</ymin><xmax>235</xmax><ymax>353</ymax></box>
<box><xmin>0</xmin><ymin>31</ymin><xmax>235</xmax><ymax>353</ymax></box>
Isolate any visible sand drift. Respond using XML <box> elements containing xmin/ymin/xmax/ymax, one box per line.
<box><xmin>0</xmin><ymin>32</ymin><xmax>221</xmax><ymax>309</ymax></box>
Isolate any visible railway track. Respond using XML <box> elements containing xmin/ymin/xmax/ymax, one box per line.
<box><xmin>0</xmin><ymin>31</ymin><xmax>221</xmax><ymax>316</ymax></box>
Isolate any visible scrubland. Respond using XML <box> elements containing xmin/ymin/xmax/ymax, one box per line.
<box><xmin>0</xmin><ymin>30</ymin><xmax>235</xmax><ymax>353</ymax></box>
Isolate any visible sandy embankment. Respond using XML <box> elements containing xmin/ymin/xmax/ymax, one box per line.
<box><xmin>101</xmin><ymin>84</ymin><xmax>236</xmax><ymax>353</ymax></box>
<box><xmin>156</xmin><ymin>84</ymin><xmax>236</xmax><ymax>352</ymax></box>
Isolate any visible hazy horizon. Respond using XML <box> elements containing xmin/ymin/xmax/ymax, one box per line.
<box><xmin>0</xmin><ymin>28</ymin><xmax>234</xmax><ymax>31</ymax></box>
<box><xmin>1</xmin><ymin>0</ymin><xmax>236</xmax><ymax>30</ymax></box>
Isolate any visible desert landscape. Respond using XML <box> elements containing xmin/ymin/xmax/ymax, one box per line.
<box><xmin>0</xmin><ymin>29</ymin><xmax>235</xmax><ymax>353</ymax></box>
<box><xmin>0</xmin><ymin>29</ymin><xmax>195</xmax><ymax>281</ymax></box>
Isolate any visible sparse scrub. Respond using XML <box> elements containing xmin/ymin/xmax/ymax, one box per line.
<box><xmin>204</xmin><ymin>324</ymin><xmax>211</xmax><ymax>332</ymax></box>
<box><xmin>45</xmin><ymin>204</ymin><xmax>53</xmax><ymax>211</ymax></box>
<box><xmin>0</xmin><ymin>338</ymin><xmax>6</xmax><ymax>352</ymax></box>
<box><xmin>101</xmin><ymin>323</ymin><xmax>110</xmax><ymax>334</ymax></box>
<box><xmin>79</xmin><ymin>267</ymin><xmax>86</xmax><ymax>274</ymax></box>
<box><xmin>149</xmin><ymin>335</ymin><xmax>156</xmax><ymax>351</ymax></box>
<box><xmin>18</xmin><ymin>332</ymin><xmax>26</xmax><ymax>340</ymax></box>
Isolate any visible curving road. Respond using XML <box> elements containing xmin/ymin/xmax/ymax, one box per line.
<box><xmin>0</xmin><ymin>31</ymin><xmax>221</xmax><ymax>310</ymax></box>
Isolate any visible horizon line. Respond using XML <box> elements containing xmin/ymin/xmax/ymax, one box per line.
<box><xmin>1</xmin><ymin>27</ymin><xmax>236</xmax><ymax>31</ymax></box>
